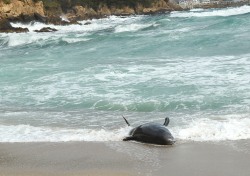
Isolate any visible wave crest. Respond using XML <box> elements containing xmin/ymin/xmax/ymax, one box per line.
<box><xmin>173</xmin><ymin>117</ymin><xmax>250</xmax><ymax>141</ymax></box>
<box><xmin>170</xmin><ymin>6</ymin><xmax>250</xmax><ymax>18</ymax></box>
<box><xmin>0</xmin><ymin>124</ymin><xmax>131</xmax><ymax>142</ymax></box>
<box><xmin>1</xmin><ymin>116</ymin><xmax>250</xmax><ymax>142</ymax></box>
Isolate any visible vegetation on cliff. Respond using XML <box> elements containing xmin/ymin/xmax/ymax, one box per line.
<box><xmin>40</xmin><ymin>0</ymin><xmax>158</xmax><ymax>11</ymax></box>
<box><xmin>37</xmin><ymin>0</ymin><xmax>180</xmax><ymax>23</ymax></box>
<box><xmin>2</xmin><ymin>0</ymin><xmax>11</xmax><ymax>4</ymax></box>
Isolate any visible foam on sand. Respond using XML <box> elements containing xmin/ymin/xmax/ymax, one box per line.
<box><xmin>1</xmin><ymin>116</ymin><xmax>250</xmax><ymax>142</ymax></box>
<box><xmin>174</xmin><ymin>117</ymin><xmax>250</xmax><ymax>141</ymax></box>
<box><xmin>0</xmin><ymin>124</ymin><xmax>131</xmax><ymax>142</ymax></box>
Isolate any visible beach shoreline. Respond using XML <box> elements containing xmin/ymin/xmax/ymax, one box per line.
<box><xmin>1</xmin><ymin>140</ymin><xmax>250</xmax><ymax>176</ymax></box>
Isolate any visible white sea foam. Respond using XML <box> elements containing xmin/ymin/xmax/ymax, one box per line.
<box><xmin>61</xmin><ymin>37</ymin><xmax>90</xmax><ymax>43</ymax></box>
<box><xmin>1</xmin><ymin>116</ymin><xmax>250</xmax><ymax>142</ymax></box>
<box><xmin>6</xmin><ymin>33</ymin><xmax>53</xmax><ymax>47</ymax></box>
<box><xmin>6</xmin><ymin>16</ymin><xmax>144</xmax><ymax>47</ymax></box>
<box><xmin>114</xmin><ymin>23</ymin><xmax>154</xmax><ymax>33</ymax></box>
<box><xmin>0</xmin><ymin>124</ymin><xmax>131</xmax><ymax>142</ymax></box>
<box><xmin>189</xmin><ymin>8</ymin><xmax>204</xmax><ymax>12</ymax></box>
<box><xmin>6</xmin><ymin>22</ymin><xmax>92</xmax><ymax>47</ymax></box>
<box><xmin>170</xmin><ymin>5</ymin><xmax>250</xmax><ymax>18</ymax></box>
<box><xmin>11</xmin><ymin>22</ymin><xmax>58</xmax><ymax>32</ymax></box>
<box><xmin>60</xmin><ymin>14</ymin><xmax>70</xmax><ymax>22</ymax></box>
<box><xmin>173</xmin><ymin>117</ymin><xmax>250</xmax><ymax>141</ymax></box>
<box><xmin>10</xmin><ymin>15</ymin><xmax>143</xmax><ymax>34</ymax></box>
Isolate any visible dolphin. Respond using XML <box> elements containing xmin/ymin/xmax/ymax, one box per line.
<box><xmin>123</xmin><ymin>116</ymin><xmax>175</xmax><ymax>145</ymax></box>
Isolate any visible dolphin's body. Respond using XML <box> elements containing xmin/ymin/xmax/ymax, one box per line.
<box><xmin>123</xmin><ymin>117</ymin><xmax>175</xmax><ymax>145</ymax></box>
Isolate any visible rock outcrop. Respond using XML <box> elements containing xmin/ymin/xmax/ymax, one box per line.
<box><xmin>0</xmin><ymin>18</ymin><xmax>29</xmax><ymax>33</ymax></box>
<box><xmin>0</xmin><ymin>0</ymin><xmax>46</xmax><ymax>23</ymax></box>
<box><xmin>62</xmin><ymin>0</ymin><xmax>182</xmax><ymax>21</ymax></box>
<box><xmin>0</xmin><ymin>0</ymin><xmax>183</xmax><ymax>33</ymax></box>
<box><xmin>0</xmin><ymin>0</ymin><xmax>248</xmax><ymax>30</ymax></box>
<box><xmin>34</xmin><ymin>27</ymin><xmax>57</xmax><ymax>32</ymax></box>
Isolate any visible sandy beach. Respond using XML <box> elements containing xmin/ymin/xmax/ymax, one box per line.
<box><xmin>0</xmin><ymin>140</ymin><xmax>250</xmax><ymax>176</ymax></box>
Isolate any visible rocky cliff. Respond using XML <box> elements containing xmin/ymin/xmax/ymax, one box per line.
<box><xmin>0</xmin><ymin>0</ymin><xmax>183</xmax><ymax>32</ymax></box>
<box><xmin>0</xmin><ymin>0</ymin><xmax>182</xmax><ymax>24</ymax></box>
<box><xmin>0</xmin><ymin>0</ymin><xmax>45</xmax><ymax>21</ymax></box>
<box><xmin>42</xmin><ymin>0</ymin><xmax>182</xmax><ymax>24</ymax></box>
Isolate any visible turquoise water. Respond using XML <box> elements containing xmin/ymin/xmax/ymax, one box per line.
<box><xmin>0</xmin><ymin>6</ymin><xmax>250</xmax><ymax>142</ymax></box>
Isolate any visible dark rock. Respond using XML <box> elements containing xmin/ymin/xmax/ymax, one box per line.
<box><xmin>47</xmin><ymin>15</ymin><xmax>81</xmax><ymax>25</ymax></box>
<box><xmin>34</xmin><ymin>27</ymin><xmax>58</xmax><ymax>32</ymax></box>
<box><xmin>20</xmin><ymin>13</ymin><xmax>35</xmax><ymax>23</ymax></box>
<box><xmin>0</xmin><ymin>18</ymin><xmax>12</xmax><ymax>30</ymax></box>
<box><xmin>34</xmin><ymin>13</ymin><xmax>47</xmax><ymax>23</ymax></box>
<box><xmin>46</xmin><ymin>15</ymin><xmax>62</xmax><ymax>25</ymax></box>
<box><xmin>12</xmin><ymin>27</ymin><xmax>29</xmax><ymax>33</ymax></box>
<box><xmin>143</xmin><ymin>9</ymin><xmax>170</xmax><ymax>15</ymax></box>
<box><xmin>0</xmin><ymin>18</ymin><xmax>29</xmax><ymax>33</ymax></box>
<box><xmin>84</xmin><ymin>22</ymin><xmax>91</xmax><ymax>25</ymax></box>
<box><xmin>8</xmin><ymin>13</ymin><xmax>35</xmax><ymax>23</ymax></box>
<box><xmin>8</xmin><ymin>13</ymin><xmax>47</xmax><ymax>24</ymax></box>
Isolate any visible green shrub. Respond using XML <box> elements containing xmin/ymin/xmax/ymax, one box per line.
<box><xmin>40</xmin><ymin>0</ymin><xmax>61</xmax><ymax>8</ymax></box>
<box><xmin>3</xmin><ymin>0</ymin><xmax>11</xmax><ymax>4</ymax></box>
<box><xmin>37</xmin><ymin>0</ymin><xmax>155</xmax><ymax>11</ymax></box>
<box><xmin>71</xmin><ymin>0</ymin><xmax>154</xmax><ymax>9</ymax></box>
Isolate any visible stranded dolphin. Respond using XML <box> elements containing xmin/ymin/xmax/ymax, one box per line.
<box><xmin>123</xmin><ymin>116</ymin><xmax>175</xmax><ymax>145</ymax></box>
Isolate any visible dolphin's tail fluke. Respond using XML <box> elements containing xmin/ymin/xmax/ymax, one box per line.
<box><xmin>122</xmin><ymin>115</ymin><xmax>130</xmax><ymax>126</ymax></box>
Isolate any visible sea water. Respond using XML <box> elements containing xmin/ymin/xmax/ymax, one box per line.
<box><xmin>0</xmin><ymin>6</ymin><xmax>250</xmax><ymax>142</ymax></box>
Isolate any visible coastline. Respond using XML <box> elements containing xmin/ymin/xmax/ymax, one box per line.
<box><xmin>1</xmin><ymin>0</ymin><xmax>250</xmax><ymax>33</ymax></box>
<box><xmin>1</xmin><ymin>140</ymin><xmax>250</xmax><ymax>176</ymax></box>
<box><xmin>0</xmin><ymin>0</ymin><xmax>182</xmax><ymax>26</ymax></box>
<box><xmin>0</xmin><ymin>0</ymin><xmax>181</xmax><ymax>33</ymax></box>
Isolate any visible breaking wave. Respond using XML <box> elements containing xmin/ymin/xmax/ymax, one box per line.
<box><xmin>114</xmin><ymin>23</ymin><xmax>156</xmax><ymax>33</ymax></box>
<box><xmin>0</xmin><ymin>124</ymin><xmax>131</xmax><ymax>142</ymax></box>
<box><xmin>1</xmin><ymin>7</ymin><xmax>250</xmax><ymax>143</ymax></box>
<box><xmin>1</xmin><ymin>116</ymin><xmax>250</xmax><ymax>142</ymax></box>
<box><xmin>170</xmin><ymin>5</ymin><xmax>250</xmax><ymax>18</ymax></box>
<box><xmin>173</xmin><ymin>117</ymin><xmax>250</xmax><ymax>141</ymax></box>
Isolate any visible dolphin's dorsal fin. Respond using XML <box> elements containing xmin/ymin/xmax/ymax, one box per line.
<box><xmin>163</xmin><ymin>117</ymin><xmax>170</xmax><ymax>126</ymax></box>
<box><xmin>122</xmin><ymin>115</ymin><xmax>130</xmax><ymax>126</ymax></box>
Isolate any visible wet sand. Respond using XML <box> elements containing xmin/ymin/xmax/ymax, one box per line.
<box><xmin>0</xmin><ymin>140</ymin><xmax>250</xmax><ymax>176</ymax></box>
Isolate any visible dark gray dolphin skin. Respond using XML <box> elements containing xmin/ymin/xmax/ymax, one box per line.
<box><xmin>122</xmin><ymin>116</ymin><xmax>175</xmax><ymax>145</ymax></box>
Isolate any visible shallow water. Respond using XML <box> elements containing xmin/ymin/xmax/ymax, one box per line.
<box><xmin>0</xmin><ymin>6</ymin><xmax>250</xmax><ymax>142</ymax></box>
